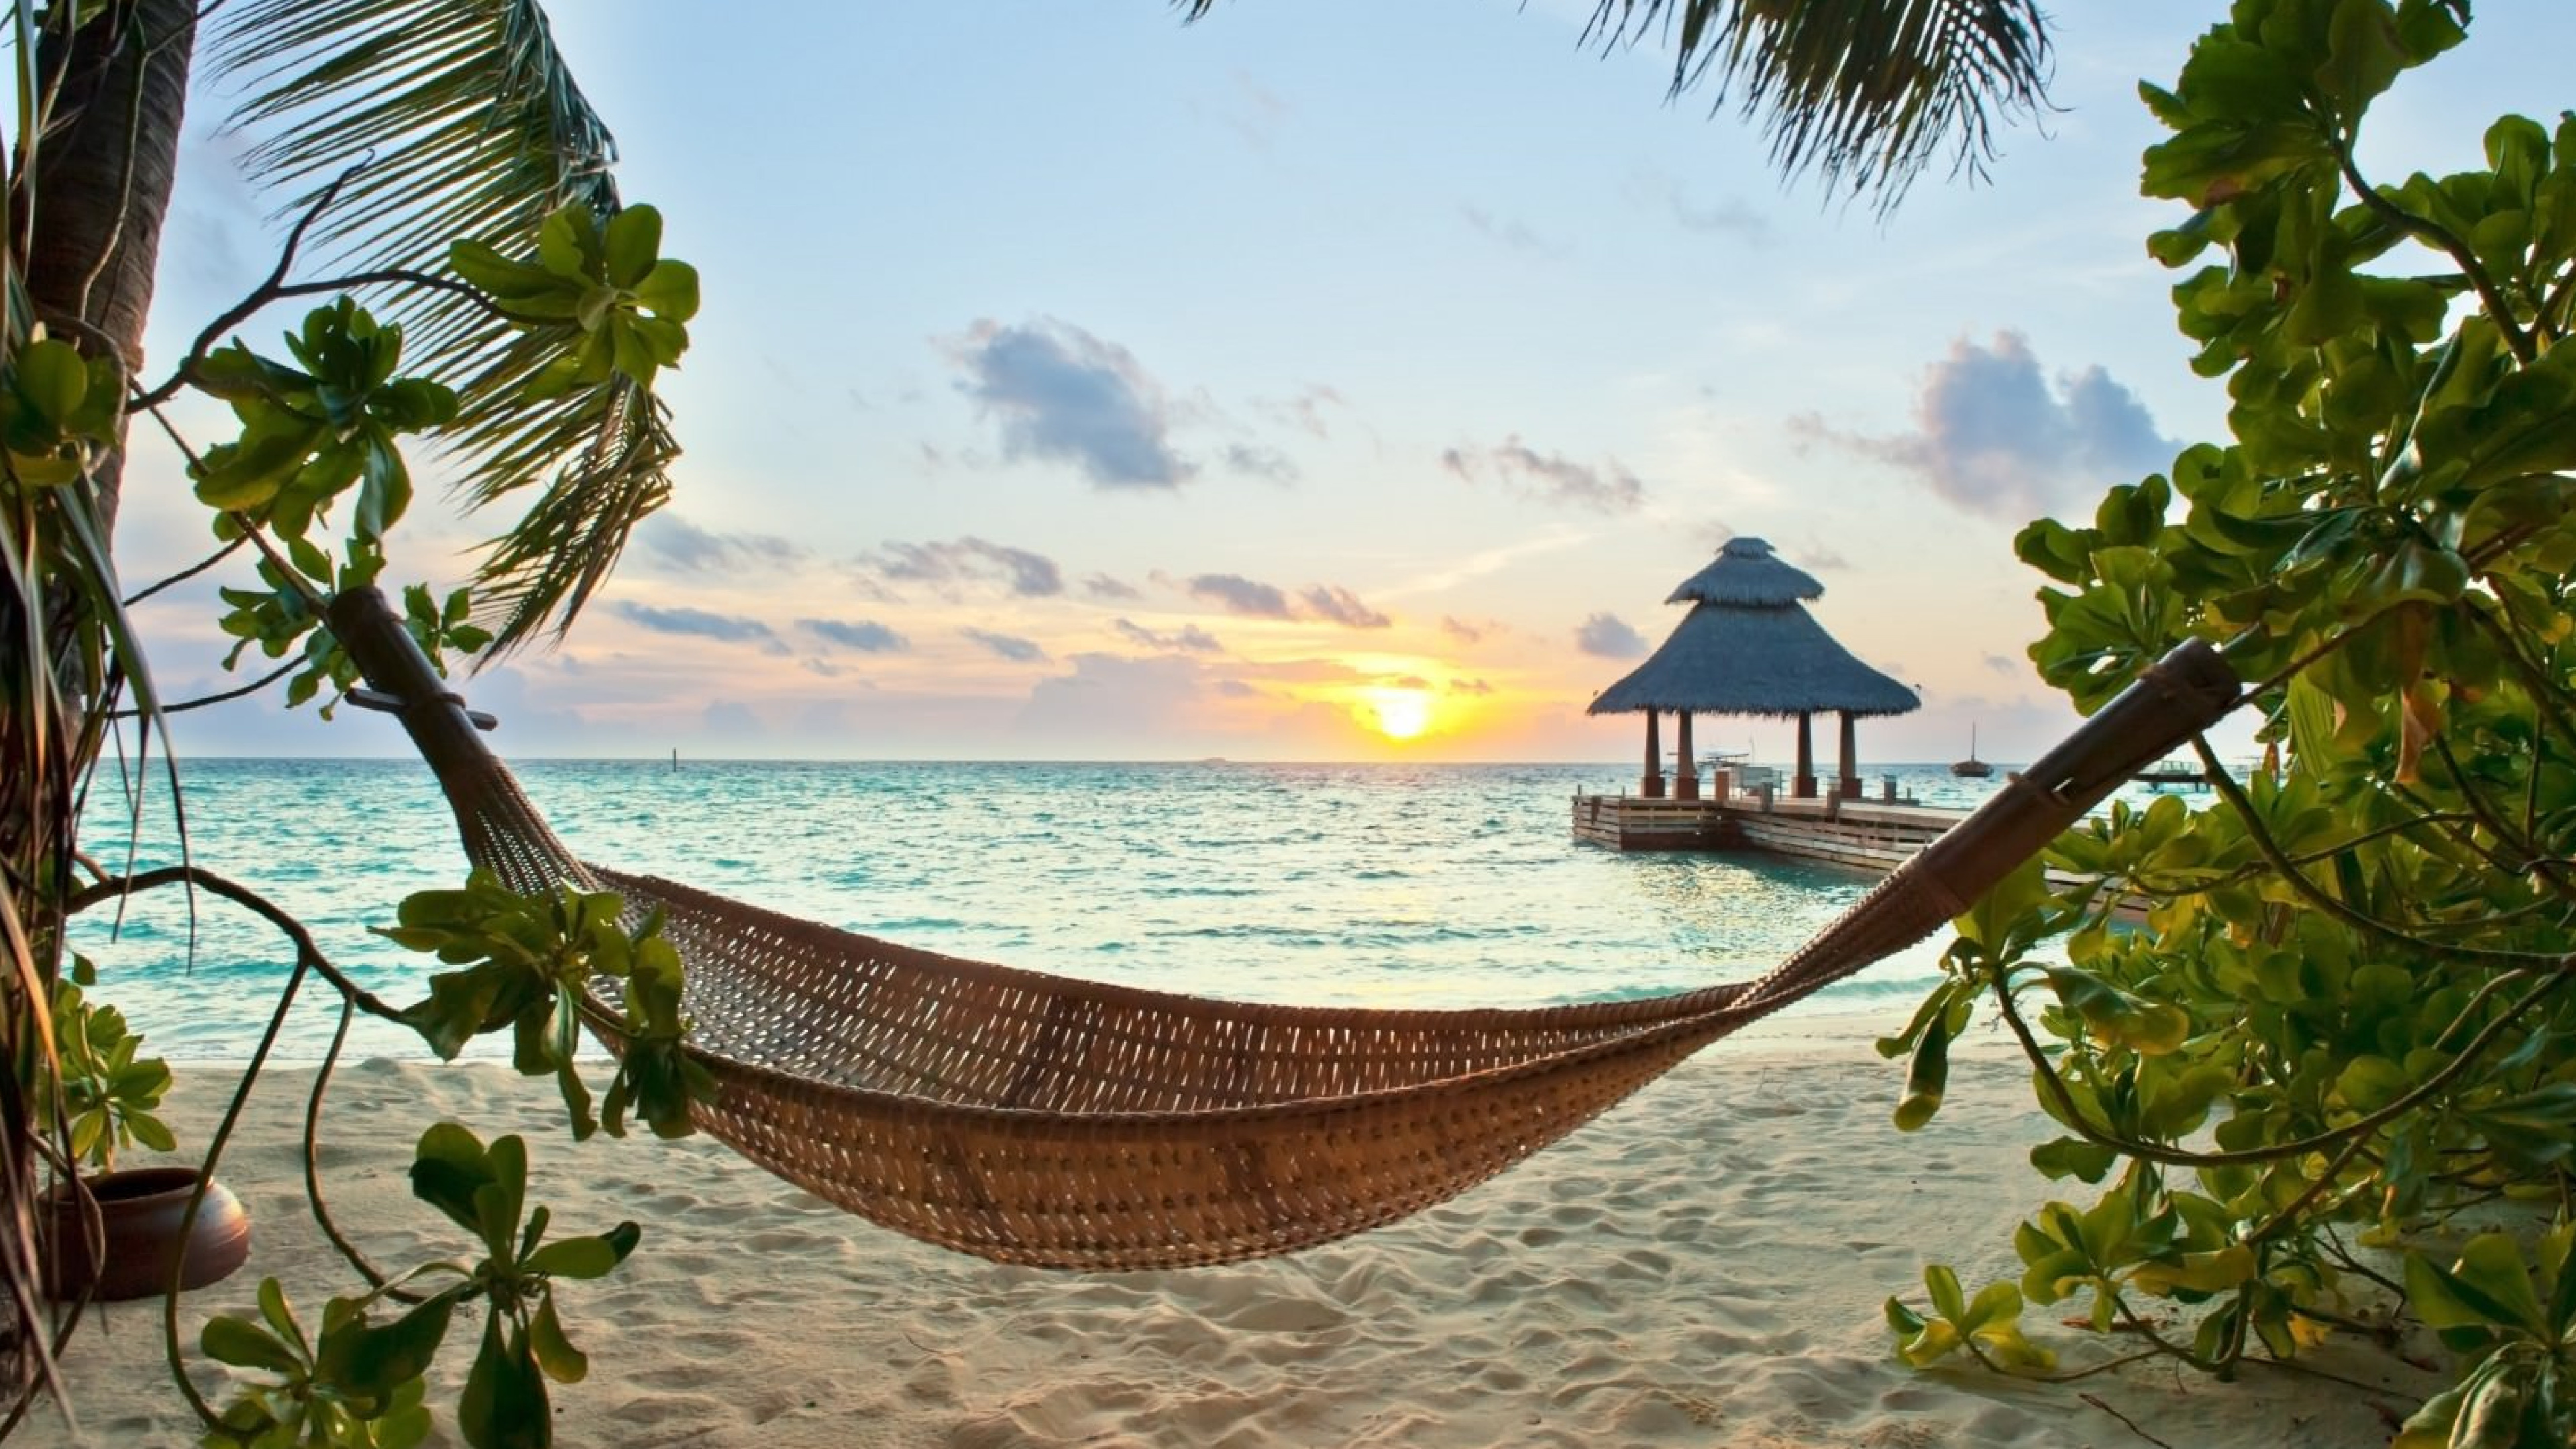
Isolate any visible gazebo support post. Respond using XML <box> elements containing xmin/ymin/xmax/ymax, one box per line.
<box><xmin>1794</xmin><ymin>712</ymin><xmax>1816</xmax><ymax>798</ymax></box>
<box><xmin>1838</xmin><ymin>711</ymin><xmax>1860</xmax><ymax>798</ymax></box>
<box><xmin>1642</xmin><ymin>708</ymin><xmax>1665</xmax><ymax>798</ymax></box>
<box><xmin>1674</xmin><ymin>711</ymin><xmax>1698</xmax><ymax>800</ymax></box>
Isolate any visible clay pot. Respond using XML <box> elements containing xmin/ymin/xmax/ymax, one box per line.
<box><xmin>44</xmin><ymin>1165</ymin><xmax>252</xmax><ymax>1302</ymax></box>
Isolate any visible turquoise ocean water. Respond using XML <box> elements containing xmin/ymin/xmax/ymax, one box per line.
<box><xmin>66</xmin><ymin>759</ymin><xmax>2155</xmax><ymax>1063</ymax></box>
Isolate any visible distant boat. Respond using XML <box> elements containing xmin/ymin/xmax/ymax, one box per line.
<box><xmin>1951</xmin><ymin>726</ymin><xmax>1994</xmax><ymax>779</ymax></box>
<box><xmin>2136</xmin><ymin>757</ymin><xmax>2208</xmax><ymax>790</ymax></box>
<box><xmin>1688</xmin><ymin>749</ymin><xmax>1779</xmax><ymax>790</ymax></box>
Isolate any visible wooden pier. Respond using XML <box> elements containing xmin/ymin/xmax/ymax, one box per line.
<box><xmin>1573</xmin><ymin>788</ymin><xmax>1966</xmax><ymax>866</ymax></box>
<box><xmin>1572</xmin><ymin>784</ymin><xmax>2154</xmax><ymax>921</ymax></box>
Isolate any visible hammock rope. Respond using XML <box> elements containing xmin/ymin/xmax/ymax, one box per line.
<box><xmin>325</xmin><ymin>587</ymin><xmax>2241</xmax><ymax>1271</ymax></box>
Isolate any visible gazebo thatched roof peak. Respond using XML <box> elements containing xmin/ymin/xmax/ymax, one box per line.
<box><xmin>1586</xmin><ymin>600</ymin><xmax>1920</xmax><ymax>720</ymax></box>
<box><xmin>1664</xmin><ymin>536</ymin><xmax>1823</xmax><ymax>607</ymax></box>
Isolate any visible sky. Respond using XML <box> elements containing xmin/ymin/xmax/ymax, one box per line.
<box><xmin>115</xmin><ymin>0</ymin><xmax>2576</xmax><ymax>763</ymax></box>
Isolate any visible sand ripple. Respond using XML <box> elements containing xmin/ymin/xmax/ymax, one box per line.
<box><xmin>20</xmin><ymin>1044</ymin><xmax>2423</xmax><ymax>1447</ymax></box>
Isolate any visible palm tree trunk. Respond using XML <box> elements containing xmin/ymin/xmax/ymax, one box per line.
<box><xmin>21</xmin><ymin>0</ymin><xmax>199</xmax><ymax>501</ymax></box>
<box><xmin>1</xmin><ymin>0</ymin><xmax>199</xmax><ymax>1395</ymax></box>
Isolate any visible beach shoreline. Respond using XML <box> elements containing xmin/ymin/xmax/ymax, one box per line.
<box><xmin>17</xmin><ymin>1018</ymin><xmax>2421</xmax><ymax>1448</ymax></box>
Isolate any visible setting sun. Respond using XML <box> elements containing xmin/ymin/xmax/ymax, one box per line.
<box><xmin>1364</xmin><ymin>688</ymin><xmax>1433</xmax><ymax>741</ymax></box>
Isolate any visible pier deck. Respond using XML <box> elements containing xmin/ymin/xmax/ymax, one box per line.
<box><xmin>1572</xmin><ymin>790</ymin><xmax>1963</xmax><ymax>865</ymax></box>
<box><xmin>1572</xmin><ymin>787</ymin><xmax>2146</xmax><ymax>921</ymax></box>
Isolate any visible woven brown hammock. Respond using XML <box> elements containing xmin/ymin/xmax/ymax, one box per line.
<box><xmin>326</xmin><ymin>588</ymin><xmax>2241</xmax><ymax>1272</ymax></box>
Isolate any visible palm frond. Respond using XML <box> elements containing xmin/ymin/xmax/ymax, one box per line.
<box><xmin>1579</xmin><ymin>0</ymin><xmax>2053</xmax><ymax>210</ymax></box>
<box><xmin>214</xmin><ymin>0</ymin><xmax>678</xmax><ymax>653</ymax></box>
<box><xmin>1177</xmin><ymin>0</ymin><xmax>2053</xmax><ymax>212</ymax></box>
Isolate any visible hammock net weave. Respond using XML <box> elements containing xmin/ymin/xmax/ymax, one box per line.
<box><xmin>328</xmin><ymin>588</ymin><xmax>2240</xmax><ymax>1271</ymax></box>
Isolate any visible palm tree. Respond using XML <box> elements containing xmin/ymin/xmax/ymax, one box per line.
<box><xmin>3</xmin><ymin>0</ymin><xmax>677</xmax><ymax>1406</ymax></box>
<box><xmin>0</xmin><ymin>0</ymin><xmax>2058</xmax><ymax>1418</ymax></box>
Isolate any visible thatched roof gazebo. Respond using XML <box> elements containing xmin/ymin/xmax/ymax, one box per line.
<box><xmin>1588</xmin><ymin>537</ymin><xmax>1918</xmax><ymax>800</ymax></box>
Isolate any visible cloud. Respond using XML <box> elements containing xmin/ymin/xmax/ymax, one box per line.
<box><xmin>1440</xmin><ymin>615</ymin><xmax>1487</xmax><ymax>646</ymax></box>
<box><xmin>1449</xmin><ymin>678</ymin><xmax>1495</xmax><ymax>695</ymax></box>
<box><xmin>1799</xmin><ymin>541</ymin><xmax>1852</xmax><ymax>571</ymax></box>
<box><xmin>1206</xmin><ymin>68</ymin><xmax>1292</xmax><ymax>155</ymax></box>
<box><xmin>1015</xmin><ymin>653</ymin><xmax>1215</xmax><ymax>747</ymax></box>
<box><xmin>636</xmin><ymin>513</ymin><xmax>806</xmax><ymax>572</ymax></box>
<box><xmin>948</xmin><ymin>317</ymin><xmax>1190</xmax><ymax>488</ymax></box>
<box><xmin>861</xmin><ymin>537</ymin><xmax>1063</xmax><ymax>598</ymax></box>
<box><xmin>1114</xmin><ymin>618</ymin><xmax>1223</xmax><ymax>653</ymax></box>
<box><xmin>1625</xmin><ymin>172</ymin><xmax>1770</xmax><ymax>244</ymax></box>
<box><xmin>1791</xmin><ymin>331</ymin><xmax>2180</xmax><ymax>520</ymax></box>
<box><xmin>1186</xmin><ymin>573</ymin><xmax>1389</xmax><ymax>629</ymax></box>
<box><xmin>800</xmin><ymin>617</ymin><xmax>909</xmax><ymax>653</ymax></box>
<box><xmin>606</xmin><ymin>600</ymin><xmax>779</xmax><ymax>648</ymax></box>
<box><xmin>1081</xmin><ymin>572</ymin><xmax>1142</xmax><ymax>601</ymax></box>
<box><xmin>1222</xmin><ymin>443</ymin><xmax>1299</xmax><ymax>483</ymax></box>
<box><xmin>1460</xmin><ymin>205</ymin><xmax>1563</xmax><ymax>258</ymax></box>
<box><xmin>1388</xmin><ymin>674</ymin><xmax>1430</xmax><ymax>689</ymax></box>
<box><xmin>1187</xmin><ymin>573</ymin><xmax>1295</xmax><ymax>620</ymax></box>
<box><xmin>1444</xmin><ymin>436</ymin><xmax>1646</xmax><ymax>514</ymax></box>
<box><xmin>1983</xmin><ymin>652</ymin><xmax>2022</xmax><ymax>675</ymax></box>
<box><xmin>1576</xmin><ymin>612</ymin><xmax>1650</xmax><ymax>659</ymax></box>
<box><xmin>1214</xmin><ymin>679</ymin><xmax>1260</xmax><ymax>698</ymax></box>
<box><xmin>1261</xmin><ymin>384</ymin><xmax>1347</xmax><ymax>439</ymax></box>
<box><xmin>702</xmin><ymin>700</ymin><xmax>765</xmax><ymax>741</ymax></box>
<box><xmin>1298</xmin><ymin>584</ymin><xmax>1390</xmax><ymax>629</ymax></box>
<box><xmin>961</xmin><ymin>627</ymin><xmax>1047</xmax><ymax>663</ymax></box>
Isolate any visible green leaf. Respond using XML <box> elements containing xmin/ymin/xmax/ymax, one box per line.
<box><xmin>16</xmin><ymin>339</ymin><xmax>90</xmax><ymax>426</ymax></box>
<box><xmin>526</xmin><ymin>1289</ymin><xmax>588</xmax><ymax>1385</ymax></box>
<box><xmin>258</xmin><ymin>1277</ymin><xmax>309</xmax><ymax>1358</ymax></box>
<box><xmin>314</xmin><ymin>1291</ymin><xmax>458</xmax><ymax>1403</ymax></box>
<box><xmin>2127</xmin><ymin>1244</ymin><xmax>2257</xmax><ymax>1297</ymax></box>
<box><xmin>526</xmin><ymin>1220</ymin><xmax>639</xmax><ymax>1282</ymax></box>
<box><xmin>458</xmin><ymin>1311</ymin><xmax>551</xmax><ymax>1449</ymax></box>
<box><xmin>410</xmin><ymin>1121</ymin><xmax>500</xmax><ymax>1235</ymax></box>
<box><xmin>602</xmin><ymin>206</ymin><xmax>662</xmax><ymax>289</ymax></box>
<box><xmin>2409</xmin><ymin>1235</ymin><xmax>2547</xmax><ymax>1336</ymax></box>
<box><xmin>2333</xmin><ymin>1054</ymin><xmax>2408</xmax><ymax>1113</ymax></box>
<box><xmin>1893</xmin><ymin>1012</ymin><xmax>1953</xmax><ymax>1132</ymax></box>
<box><xmin>1888</xmin><ymin>1310</ymin><xmax>1963</xmax><ymax>1367</ymax></box>
<box><xmin>202</xmin><ymin>1315</ymin><xmax>303</xmax><ymax>1374</ymax></box>
<box><xmin>2316</xmin><ymin>0</ymin><xmax>2406</xmax><ymax>117</ymax></box>
<box><xmin>537</xmin><ymin>204</ymin><xmax>599</xmax><ymax>281</ymax></box>
<box><xmin>474</xmin><ymin>1135</ymin><xmax>531</xmax><ymax>1263</ymax></box>
<box><xmin>634</xmin><ymin>260</ymin><xmax>699</xmax><ymax>323</ymax></box>
<box><xmin>125</xmin><ymin>1112</ymin><xmax>177</xmax><ymax>1153</ymax></box>
<box><xmin>2455</xmin><ymin>1359</ymin><xmax>2528</xmax><ymax>1449</ymax></box>
<box><xmin>1953</xmin><ymin>855</ymin><xmax>2049</xmax><ymax>963</ymax></box>
<box><xmin>2028</xmin><ymin>1137</ymin><xmax>2119</xmax><ymax>1183</ymax></box>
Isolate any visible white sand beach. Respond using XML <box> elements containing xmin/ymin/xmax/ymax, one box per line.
<box><xmin>22</xmin><ymin>1024</ymin><xmax>2425</xmax><ymax>1448</ymax></box>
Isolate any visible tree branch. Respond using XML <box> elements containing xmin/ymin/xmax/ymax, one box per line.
<box><xmin>62</xmin><ymin>866</ymin><xmax>405</xmax><ymax>1024</ymax></box>
<box><xmin>105</xmin><ymin>657</ymin><xmax>298</xmax><ymax>718</ymax></box>
<box><xmin>2332</xmin><ymin>141</ymin><xmax>2535</xmax><ymax>366</ymax></box>
<box><xmin>1989</xmin><ymin>963</ymin><xmax>2561</xmax><ymax>1169</ymax></box>
<box><xmin>127</xmin><ymin>158</ymin><xmax>517</xmax><ymax>411</ymax></box>
<box><xmin>119</xmin><ymin>533</ymin><xmax>243</xmax><ymax>607</ymax></box>
<box><xmin>2193</xmin><ymin>735</ymin><xmax>2573</xmax><ymax>969</ymax></box>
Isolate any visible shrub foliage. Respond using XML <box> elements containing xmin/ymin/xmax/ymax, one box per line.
<box><xmin>1884</xmin><ymin>4</ymin><xmax>2576</xmax><ymax>1444</ymax></box>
